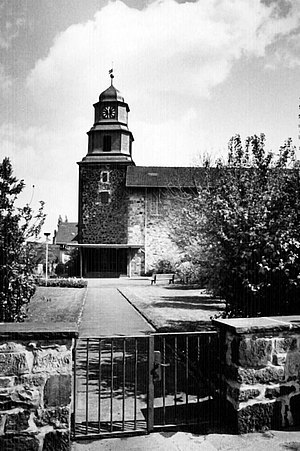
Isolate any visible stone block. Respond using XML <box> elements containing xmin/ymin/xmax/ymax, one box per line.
<box><xmin>0</xmin><ymin>413</ymin><xmax>6</xmax><ymax>434</ymax></box>
<box><xmin>0</xmin><ymin>343</ymin><xmax>25</xmax><ymax>353</ymax></box>
<box><xmin>274</xmin><ymin>337</ymin><xmax>297</xmax><ymax>353</ymax></box>
<box><xmin>226</xmin><ymin>364</ymin><xmax>285</xmax><ymax>384</ymax></box>
<box><xmin>32</xmin><ymin>349</ymin><xmax>71</xmax><ymax>373</ymax></box>
<box><xmin>44</xmin><ymin>375</ymin><xmax>71</xmax><ymax>407</ymax></box>
<box><xmin>0</xmin><ymin>377</ymin><xmax>16</xmax><ymax>389</ymax></box>
<box><xmin>5</xmin><ymin>410</ymin><xmax>30</xmax><ymax>433</ymax></box>
<box><xmin>35</xmin><ymin>407</ymin><xmax>69</xmax><ymax>428</ymax></box>
<box><xmin>227</xmin><ymin>384</ymin><xmax>261</xmax><ymax>402</ymax></box>
<box><xmin>0</xmin><ymin>353</ymin><xmax>29</xmax><ymax>376</ymax></box>
<box><xmin>20</xmin><ymin>374</ymin><xmax>47</xmax><ymax>388</ymax></box>
<box><xmin>11</xmin><ymin>386</ymin><xmax>41</xmax><ymax>407</ymax></box>
<box><xmin>42</xmin><ymin>429</ymin><xmax>70</xmax><ymax>450</ymax></box>
<box><xmin>237</xmin><ymin>401</ymin><xmax>282</xmax><ymax>433</ymax></box>
<box><xmin>238</xmin><ymin>337</ymin><xmax>272</xmax><ymax>368</ymax></box>
<box><xmin>0</xmin><ymin>434</ymin><xmax>39</xmax><ymax>450</ymax></box>
<box><xmin>285</xmin><ymin>351</ymin><xmax>300</xmax><ymax>381</ymax></box>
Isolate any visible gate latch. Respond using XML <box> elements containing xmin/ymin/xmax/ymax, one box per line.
<box><xmin>152</xmin><ymin>351</ymin><xmax>170</xmax><ymax>381</ymax></box>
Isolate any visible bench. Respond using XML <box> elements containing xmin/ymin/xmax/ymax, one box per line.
<box><xmin>151</xmin><ymin>273</ymin><xmax>175</xmax><ymax>285</ymax></box>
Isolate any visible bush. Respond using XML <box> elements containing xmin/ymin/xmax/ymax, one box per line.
<box><xmin>153</xmin><ymin>259</ymin><xmax>175</xmax><ymax>274</ymax></box>
<box><xmin>55</xmin><ymin>263</ymin><xmax>66</xmax><ymax>276</ymax></box>
<box><xmin>35</xmin><ymin>277</ymin><xmax>87</xmax><ymax>288</ymax></box>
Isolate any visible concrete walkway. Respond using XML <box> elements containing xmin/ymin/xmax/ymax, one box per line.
<box><xmin>72</xmin><ymin>429</ymin><xmax>300</xmax><ymax>450</ymax></box>
<box><xmin>79</xmin><ymin>278</ymin><xmax>155</xmax><ymax>337</ymax></box>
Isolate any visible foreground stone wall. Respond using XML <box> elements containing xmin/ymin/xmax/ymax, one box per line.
<box><xmin>213</xmin><ymin>316</ymin><xmax>300</xmax><ymax>433</ymax></box>
<box><xmin>0</xmin><ymin>323</ymin><xmax>77</xmax><ymax>450</ymax></box>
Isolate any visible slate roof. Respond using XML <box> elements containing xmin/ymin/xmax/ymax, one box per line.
<box><xmin>55</xmin><ymin>222</ymin><xmax>78</xmax><ymax>245</ymax></box>
<box><xmin>126</xmin><ymin>166</ymin><xmax>207</xmax><ymax>188</ymax></box>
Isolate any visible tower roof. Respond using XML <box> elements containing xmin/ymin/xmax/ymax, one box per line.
<box><xmin>99</xmin><ymin>85</ymin><xmax>124</xmax><ymax>103</ymax></box>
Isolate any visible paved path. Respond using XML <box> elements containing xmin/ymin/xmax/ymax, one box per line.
<box><xmin>72</xmin><ymin>429</ymin><xmax>300</xmax><ymax>450</ymax></box>
<box><xmin>79</xmin><ymin>279</ymin><xmax>155</xmax><ymax>337</ymax></box>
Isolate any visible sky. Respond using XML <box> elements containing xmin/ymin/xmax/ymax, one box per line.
<box><xmin>1</xmin><ymin>0</ymin><xmax>300</xmax><ymax>238</ymax></box>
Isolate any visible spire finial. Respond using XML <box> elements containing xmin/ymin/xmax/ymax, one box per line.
<box><xmin>109</xmin><ymin>67</ymin><xmax>114</xmax><ymax>86</ymax></box>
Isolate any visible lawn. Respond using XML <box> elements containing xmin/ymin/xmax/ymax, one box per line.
<box><xmin>25</xmin><ymin>286</ymin><xmax>86</xmax><ymax>323</ymax></box>
<box><xmin>119</xmin><ymin>284</ymin><xmax>226</xmax><ymax>332</ymax></box>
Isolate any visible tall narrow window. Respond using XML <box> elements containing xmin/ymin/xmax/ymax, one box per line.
<box><xmin>150</xmin><ymin>190</ymin><xmax>160</xmax><ymax>215</ymax></box>
<box><xmin>103</xmin><ymin>135</ymin><xmax>111</xmax><ymax>152</ymax></box>
<box><xmin>101</xmin><ymin>171</ymin><xmax>110</xmax><ymax>183</ymax></box>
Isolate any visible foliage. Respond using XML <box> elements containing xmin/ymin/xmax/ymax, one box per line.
<box><xmin>35</xmin><ymin>277</ymin><xmax>87</xmax><ymax>288</ymax></box>
<box><xmin>0</xmin><ymin>157</ymin><xmax>46</xmax><ymax>321</ymax></box>
<box><xmin>173</xmin><ymin>134</ymin><xmax>300</xmax><ymax>317</ymax></box>
<box><xmin>153</xmin><ymin>259</ymin><xmax>175</xmax><ymax>274</ymax></box>
<box><xmin>55</xmin><ymin>263</ymin><xmax>66</xmax><ymax>276</ymax></box>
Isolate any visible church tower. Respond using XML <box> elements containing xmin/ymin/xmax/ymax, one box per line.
<box><xmin>82</xmin><ymin>71</ymin><xmax>134</xmax><ymax>165</ymax></box>
<box><xmin>77</xmin><ymin>72</ymin><xmax>135</xmax><ymax>277</ymax></box>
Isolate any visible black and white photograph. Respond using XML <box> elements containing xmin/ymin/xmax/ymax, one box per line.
<box><xmin>1</xmin><ymin>0</ymin><xmax>300</xmax><ymax>449</ymax></box>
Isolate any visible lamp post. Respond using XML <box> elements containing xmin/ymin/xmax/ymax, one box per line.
<box><xmin>44</xmin><ymin>232</ymin><xmax>51</xmax><ymax>287</ymax></box>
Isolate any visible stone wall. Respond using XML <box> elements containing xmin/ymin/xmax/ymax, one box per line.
<box><xmin>127</xmin><ymin>188</ymin><xmax>182</xmax><ymax>274</ymax></box>
<box><xmin>0</xmin><ymin>323</ymin><xmax>77</xmax><ymax>450</ymax></box>
<box><xmin>213</xmin><ymin>316</ymin><xmax>300</xmax><ymax>433</ymax></box>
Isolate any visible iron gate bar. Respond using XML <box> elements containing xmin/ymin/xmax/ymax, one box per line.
<box><xmin>110</xmin><ymin>338</ymin><xmax>114</xmax><ymax>432</ymax></box>
<box><xmin>85</xmin><ymin>338</ymin><xmax>89</xmax><ymax>435</ymax></box>
<box><xmin>174</xmin><ymin>336</ymin><xmax>177</xmax><ymax>423</ymax></box>
<box><xmin>98</xmin><ymin>339</ymin><xmax>102</xmax><ymax>434</ymax></box>
<box><xmin>72</xmin><ymin>338</ymin><xmax>77</xmax><ymax>435</ymax></box>
<box><xmin>196</xmin><ymin>336</ymin><xmax>200</xmax><ymax>406</ymax></box>
<box><xmin>185</xmin><ymin>335</ymin><xmax>188</xmax><ymax>424</ymax></box>
<box><xmin>134</xmin><ymin>337</ymin><xmax>138</xmax><ymax>430</ymax></box>
<box><xmin>122</xmin><ymin>339</ymin><xmax>126</xmax><ymax>431</ymax></box>
<box><xmin>162</xmin><ymin>336</ymin><xmax>166</xmax><ymax>425</ymax></box>
<box><xmin>147</xmin><ymin>335</ymin><xmax>154</xmax><ymax>432</ymax></box>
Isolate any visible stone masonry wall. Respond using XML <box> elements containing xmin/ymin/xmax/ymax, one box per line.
<box><xmin>214</xmin><ymin>317</ymin><xmax>300</xmax><ymax>433</ymax></box>
<box><xmin>0</xmin><ymin>325</ymin><xmax>77</xmax><ymax>450</ymax></box>
<box><xmin>80</xmin><ymin>165</ymin><xmax>128</xmax><ymax>244</ymax></box>
<box><xmin>127</xmin><ymin>188</ymin><xmax>182</xmax><ymax>274</ymax></box>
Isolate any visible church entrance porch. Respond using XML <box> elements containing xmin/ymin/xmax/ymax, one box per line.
<box><xmin>83</xmin><ymin>247</ymin><xmax>127</xmax><ymax>278</ymax></box>
<box><xmin>76</xmin><ymin>244</ymin><xmax>144</xmax><ymax>278</ymax></box>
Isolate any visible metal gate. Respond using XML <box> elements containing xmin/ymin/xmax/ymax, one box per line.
<box><xmin>72</xmin><ymin>331</ymin><xmax>221</xmax><ymax>439</ymax></box>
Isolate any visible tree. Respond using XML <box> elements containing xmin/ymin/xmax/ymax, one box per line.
<box><xmin>0</xmin><ymin>158</ymin><xmax>46</xmax><ymax>321</ymax></box>
<box><xmin>173</xmin><ymin>134</ymin><xmax>300</xmax><ymax>317</ymax></box>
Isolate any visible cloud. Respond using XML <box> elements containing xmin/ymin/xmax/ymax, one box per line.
<box><xmin>0</xmin><ymin>64</ymin><xmax>12</xmax><ymax>96</ymax></box>
<box><xmin>0</xmin><ymin>2</ymin><xmax>25</xmax><ymax>50</ymax></box>
<box><xmin>26</xmin><ymin>0</ymin><xmax>300</xmax><ymax>106</ymax></box>
<box><xmin>5</xmin><ymin>0</ymin><xmax>300</xmax><ymax>233</ymax></box>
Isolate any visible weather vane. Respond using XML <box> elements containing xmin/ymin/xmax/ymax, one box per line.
<box><xmin>109</xmin><ymin>64</ymin><xmax>114</xmax><ymax>85</ymax></box>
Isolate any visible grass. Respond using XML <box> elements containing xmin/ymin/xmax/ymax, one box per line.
<box><xmin>119</xmin><ymin>284</ymin><xmax>226</xmax><ymax>332</ymax></box>
<box><xmin>25</xmin><ymin>286</ymin><xmax>86</xmax><ymax>323</ymax></box>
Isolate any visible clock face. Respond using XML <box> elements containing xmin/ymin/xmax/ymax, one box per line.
<box><xmin>102</xmin><ymin>106</ymin><xmax>116</xmax><ymax>119</ymax></box>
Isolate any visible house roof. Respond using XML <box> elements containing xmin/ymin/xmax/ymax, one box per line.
<box><xmin>55</xmin><ymin>222</ymin><xmax>78</xmax><ymax>245</ymax></box>
<box><xmin>126</xmin><ymin>166</ymin><xmax>207</xmax><ymax>188</ymax></box>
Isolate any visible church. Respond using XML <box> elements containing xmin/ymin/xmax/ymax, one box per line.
<box><xmin>57</xmin><ymin>72</ymin><xmax>205</xmax><ymax>278</ymax></box>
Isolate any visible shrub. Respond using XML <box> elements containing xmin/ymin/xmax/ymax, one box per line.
<box><xmin>153</xmin><ymin>259</ymin><xmax>175</xmax><ymax>274</ymax></box>
<box><xmin>35</xmin><ymin>277</ymin><xmax>87</xmax><ymax>288</ymax></box>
